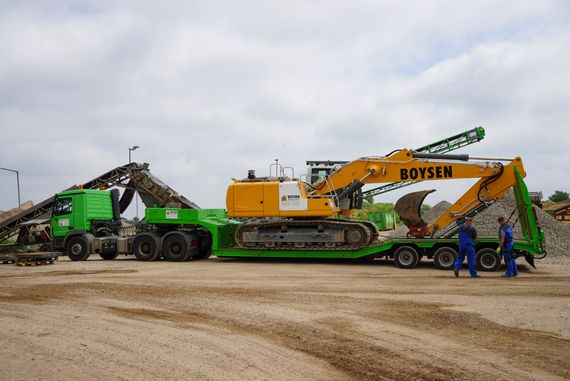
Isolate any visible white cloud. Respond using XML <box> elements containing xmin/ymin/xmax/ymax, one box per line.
<box><xmin>0</xmin><ymin>0</ymin><xmax>569</xmax><ymax>215</ymax></box>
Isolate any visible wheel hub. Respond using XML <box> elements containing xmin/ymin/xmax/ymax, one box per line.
<box><xmin>141</xmin><ymin>243</ymin><xmax>151</xmax><ymax>254</ymax></box>
<box><xmin>400</xmin><ymin>252</ymin><xmax>413</xmax><ymax>265</ymax></box>
<box><xmin>71</xmin><ymin>243</ymin><xmax>82</xmax><ymax>255</ymax></box>
<box><xmin>440</xmin><ymin>254</ymin><xmax>453</xmax><ymax>265</ymax></box>
<box><xmin>481</xmin><ymin>254</ymin><xmax>495</xmax><ymax>268</ymax></box>
<box><xmin>171</xmin><ymin>243</ymin><xmax>182</xmax><ymax>254</ymax></box>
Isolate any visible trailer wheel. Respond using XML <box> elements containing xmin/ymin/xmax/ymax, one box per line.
<box><xmin>66</xmin><ymin>236</ymin><xmax>90</xmax><ymax>261</ymax></box>
<box><xmin>476</xmin><ymin>248</ymin><xmax>501</xmax><ymax>272</ymax></box>
<box><xmin>132</xmin><ymin>234</ymin><xmax>160</xmax><ymax>261</ymax></box>
<box><xmin>100</xmin><ymin>252</ymin><xmax>119</xmax><ymax>260</ymax></box>
<box><xmin>433</xmin><ymin>247</ymin><xmax>458</xmax><ymax>270</ymax></box>
<box><xmin>162</xmin><ymin>233</ymin><xmax>190</xmax><ymax>262</ymax></box>
<box><xmin>393</xmin><ymin>246</ymin><xmax>420</xmax><ymax>269</ymax></box>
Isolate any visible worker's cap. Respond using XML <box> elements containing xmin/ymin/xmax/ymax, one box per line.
<box><xmin>464</xmin><ymin>216</ymin><xmax>474</xmax><ymax>221</ymax></box>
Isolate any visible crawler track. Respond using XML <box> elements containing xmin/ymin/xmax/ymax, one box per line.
<box><xmin>235</xmin><ymin>219</ymin><xmax>379</xmax><ymax>250</ymax></box>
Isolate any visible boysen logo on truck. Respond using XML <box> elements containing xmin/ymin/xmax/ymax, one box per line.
<box><xmin>400</xmin><ymin>165</ymin><xmax>453</xmax><ymax>180</ymax></box>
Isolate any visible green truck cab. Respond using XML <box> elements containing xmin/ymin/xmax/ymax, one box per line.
<box><xmin>52</xmin><ymin>189</ymin><xmax>114</xmax><ymax>239</ymax></box>
<box><xmin>51</xmin><ymin>189</ymin><xmax>218</xmax><ymax>261</ymax></box>
<box><xmin>51</xmin><ymin>189</ymin><xmax>123</xmax><ymax>260</ymax></box>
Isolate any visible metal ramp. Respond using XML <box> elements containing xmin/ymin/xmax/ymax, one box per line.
<box><xmin>0</xmin><ymin>163</ymin><xmax>199</xmax><ymax>242</ymax></box>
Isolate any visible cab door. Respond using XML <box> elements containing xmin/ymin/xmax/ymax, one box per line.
<box><xmin>51</xmin><ymin>196</ymin><xmax>74</xmax><ymax>238</ymax></box>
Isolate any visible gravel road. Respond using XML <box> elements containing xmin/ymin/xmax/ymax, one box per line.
<box><xmin>1</xmin><ymin>256</ymin><xmax>569</xmax><ymax>380</ymax></box>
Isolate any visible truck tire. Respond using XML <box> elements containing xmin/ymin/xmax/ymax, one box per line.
<box><xmin>195</xmin><ymin>233</ymin><xmax>212</xmax><ymax>260</ymax></box>
<box><xmin>393</xmin><ymin>246</ymin><xmax>420</xmax><ymax>269</ymax></box>
<box><xmin>162</xmin><ymin>232</ymin><xmax>190</xmax><ymax>262</ymax></box>
<box><xmin>476</xmin><ymin>248</ymin><xmax>501</xmax><ymax>272</ymax></box>
<box><xmin>433</xmin><ymin>247</ymin><xmax>458</xmax><ymax>270</ymax></box>
<box><xmin>132</xmin><ymin>233</ymin><xmax>160</xmax><ymax>261</ymax></box>
<box><xmin>66</xmin><ymin>236</ymin><xmax>90</xmax><ymax>261</ymax></box>
<box><xmin>100</xmin><ymin>252</ymin><xmax>119</xmax><ymax>260</ymax></box>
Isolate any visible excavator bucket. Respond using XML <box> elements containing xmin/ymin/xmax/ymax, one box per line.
<box><xmin>395</xmin><ymin>190</ymin><xmax>436</xmax><ymax>227</ymax></box>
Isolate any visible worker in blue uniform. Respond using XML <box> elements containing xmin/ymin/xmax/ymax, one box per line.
<box><xmin>497</xmin><ymin>216</ymin><xmax>518</xmax><ymax>277</ymax></box>
<box><xmin>454</xmin><ymin>216</ymin><xmax>480</xmax><ymax>278</ymax></box>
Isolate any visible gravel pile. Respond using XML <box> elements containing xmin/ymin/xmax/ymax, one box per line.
<box><xmin>423</xmin><ymin>201</ymin><xmax>453</xmax><ymax>224</ymax></box>
<box><xmin>0</xmin><ymin>201</ymin><xmax>33</xmax><ymax>222</ymax></box>
<box><xmin>470</xmin><ymin>191</ymin><xmax>570</xmax><ymax>257</ymax></box>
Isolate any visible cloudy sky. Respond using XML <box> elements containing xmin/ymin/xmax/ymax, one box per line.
<box><xmin>0</xmin><ymin>0</ymin><xmax>569</xmax><ymax>217</ymax></box>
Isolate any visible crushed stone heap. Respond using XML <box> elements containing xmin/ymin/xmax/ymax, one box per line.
<box><xmin>470</xmin><ymin>191</ymin><xmax>570</xmax><ymax>257</ymax></box>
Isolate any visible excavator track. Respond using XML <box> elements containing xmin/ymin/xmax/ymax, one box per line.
<box><xmin>235</xmin><ymin>219</ymin><xmax>378</xmax><ymax>251</ymax></box>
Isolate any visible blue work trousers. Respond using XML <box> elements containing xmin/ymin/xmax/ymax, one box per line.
<box><xmin>455</xmin><ymin>245</ymin><xmax>478</xmax><ymax>277</ymax></box>
<box><xmin>502</xmin><ymin>243</ymin><xmax>518</xmax><ymax>276</ymax></box>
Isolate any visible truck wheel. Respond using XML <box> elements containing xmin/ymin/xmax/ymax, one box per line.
<box><xmin>100</xmin><ymin>252</ymin><xmax>119</xmax><ymax>260</ymax></box>
<box><xmin>66</xmin><ymin>236</ymin><xmax>90</xmax><ymax>261</ymax></box>
<box><xmin>476</xmin><ymin>248</ymin><xmax>501</xmax><ymax>271</ymax></box>
<box><xmin>196</xmin><ymin>233</ymin><xmax>212</xmax><ymax>260</ymax></box>
<box><xmin>132</xmin><ymin>234</ymin><xmax>160</xmax><ymax>261</ymax></box>
<box><xmin>393</xmin><ymin>246</ymin><xmax>420</xmax><ymax>269</ymax></box>
<box><xmin>433</xmin><ymin>247</ymin><xmax>458</xmax><ymax>270</ymax></box>
<box><xmin>162</xmin><ymin>233</ymin><xmax>190</xmax><ymax>262</ymax></box>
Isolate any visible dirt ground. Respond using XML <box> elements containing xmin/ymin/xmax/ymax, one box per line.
<box><xmin>0</xmin><ymin>256</ymin><xmax>569</xmax><ymax>381</ymax></box>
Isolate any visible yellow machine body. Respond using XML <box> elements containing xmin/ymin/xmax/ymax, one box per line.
<box><xmin>226</xmin><ymin>180</ymin><xmax>337</xmax><ymax>218</ymax></box>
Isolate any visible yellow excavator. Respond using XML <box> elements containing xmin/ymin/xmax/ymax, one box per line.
<box><xmin>226</xmin><ymin>149</ymin><xmax>526</xmax><ymax>249</ymax></box>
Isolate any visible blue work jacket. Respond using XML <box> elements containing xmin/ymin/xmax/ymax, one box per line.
<box><xmin>459</xmin><ymin>224</ymin><xmax>477</xmax><ymax>247</ymax></box>
<box><xmin>499</xmin><ymin>223</ymin><xmax>514</xmax><ymax>245</ymax></box>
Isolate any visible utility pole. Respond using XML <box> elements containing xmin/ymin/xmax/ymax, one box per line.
<box><xmin>128</xmin><ymin>145</ymin><xmax>140</xmax><ymax>219</ymax></box>
<box><xmin>0</xmin><ymin>167</ymin><xmax>21</xmax><ymax>213</ymax></box>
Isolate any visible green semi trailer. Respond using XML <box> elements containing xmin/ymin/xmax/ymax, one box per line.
<box><xmin>50</xmin><ymin>169</ymin><xmax>545</xmax><ymax>271</ymax></box>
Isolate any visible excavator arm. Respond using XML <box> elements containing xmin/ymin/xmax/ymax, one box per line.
<box><xmin>308</xmin><ymin>149</ymin><xmax>526</xmax><ymax>235</ymax></box>
<box><xmin>310</xmin><ymin>149</ymin><xmax>523</xmax><ymax>196</ymax></box>
<box><xmin>427</xmin><ymin>159</ymin><xmax>525</xmax><ymax>236</ymax></box>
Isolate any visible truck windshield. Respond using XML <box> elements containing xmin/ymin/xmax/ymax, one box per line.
<box><xmin>53</xmin><ymin>197</ymin><xmax>72</xmax><ymax>216</ymax></box>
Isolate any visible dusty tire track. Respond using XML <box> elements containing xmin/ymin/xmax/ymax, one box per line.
<box><xmin>0</xmin><ymin>258</ymin><xmax>569</xmax><ymax>380</ymax></box>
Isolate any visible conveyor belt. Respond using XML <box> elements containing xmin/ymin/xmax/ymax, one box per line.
<box><xmin>0</xmin><ymin>162</ymin><xmax>199</xmax><ymax>242</ymax></box>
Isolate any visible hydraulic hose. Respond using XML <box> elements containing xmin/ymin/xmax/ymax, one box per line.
<box><xmin>477</xmin><ymin>162</ymin><xmax>504</xmax><ymax>203</ymax></box>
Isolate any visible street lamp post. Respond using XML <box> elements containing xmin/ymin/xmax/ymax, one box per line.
<box><xmin>0</xmin><ymin>167</ymin><xmax>21</xmax><ymax>213</ymax></box>
<box><xmin>128</xmin><ymin>145</ymin><xmax>140</xmax><ymax>219</ymax></box>
<box><xmin>128</xmin><ymin>145</ymin><xmax>139</xmax><ymax>164</ymax></box>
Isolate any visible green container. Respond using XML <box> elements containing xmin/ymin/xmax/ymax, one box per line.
<box><xmin>368</xmin><ymin>212</ymin><xmax>396</xmax><ymax>231</ymax></box>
